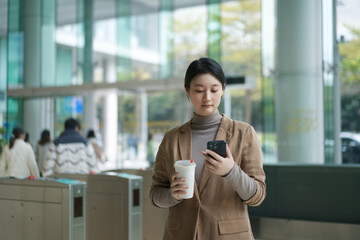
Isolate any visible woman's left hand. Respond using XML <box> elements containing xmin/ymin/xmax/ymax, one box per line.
<box><xmin>202</xmin><ymin>144</ymin><xmax>235</xmax><ymax>176</ymax></box>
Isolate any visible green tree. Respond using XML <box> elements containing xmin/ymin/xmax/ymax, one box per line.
<box><xmin>339</xmin><ymin>25</ymin><xmax>360</xmax><ymax>86</ymax></box>
<box><xmin>338</xmin><ymin>25</ymin><xmax>360</xmax><ymax>131</ymax></box>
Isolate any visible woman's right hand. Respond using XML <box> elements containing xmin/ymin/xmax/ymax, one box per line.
<box><xmin>170</xmin><ymin>173</ymin><xmax>188</xmax><ymax>201</ymax></box>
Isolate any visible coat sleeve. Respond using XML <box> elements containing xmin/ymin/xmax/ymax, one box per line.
<box><xmin>241</xmin><ymin>126</ymin><xmax>266</xmax><ymax>206</ymax></box>
<box><xmin>27</xmin><ymin>146</ymin><xmax>40</xmax><ymax>178</ymax></box>
<box><xmin>149</xmin><ymin>133</ymin><xmax>180</xmax><ymax>208</ymax></box>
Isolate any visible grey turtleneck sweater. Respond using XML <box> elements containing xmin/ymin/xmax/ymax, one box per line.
<box><xmin>152</xmin><ymin>110</ymin><xmax>257</xmax><ymax>208</ymax></box>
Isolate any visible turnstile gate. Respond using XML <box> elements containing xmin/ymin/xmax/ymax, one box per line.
<box><xmin>0</xmin><ymin>177</ymin><xmax>86</xmax><ymax>240</ymax></box>
<box><xmin>51</xmin><ymin>172</ymin><xmax>143</xmax><ymax>240</ymax></box>
<box><xmin>103</xmin><ymin>168</ymin><xmax>168</xmax><ymax>240</ymax></box>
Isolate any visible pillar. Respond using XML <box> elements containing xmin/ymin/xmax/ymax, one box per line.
<box><xmin>79</xmin><ymin>0</ymin><xmax>96</xmax><ymax>136</ymax></box>
<box><xmin>103</xmin><ymin>60</ymin><xmax>118</xmax><ymax>166</ymax></box>
<box><xmin>23</xmin><ymin>0</ymin><xmax>56</xmax><ymax>147</ymax></box>
<box><xmin>276</xmin><ymin>0</ymin><xmax>324</xmax><ymax>163</ymax></box>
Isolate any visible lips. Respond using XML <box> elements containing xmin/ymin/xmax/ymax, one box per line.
<box><xmin>202</xmin><ymin>102</ymin><xmax>212</xmax><ymax>106</ymax></box>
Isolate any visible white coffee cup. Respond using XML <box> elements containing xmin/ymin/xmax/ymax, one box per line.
<box><xmin>174</xmin><ymin>160</ymin><xmax>196</xmax><ymax>199</ymax></box>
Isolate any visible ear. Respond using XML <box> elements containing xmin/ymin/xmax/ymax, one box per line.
<box><xmin>221</xmin><ymin>84</ymin><xmax>226</xmax><ymax>96</ymax></box>
<box><xmin>184</xmin><ymin>85</ymin><xmax>190</xmax><ymax>98</ymax></box>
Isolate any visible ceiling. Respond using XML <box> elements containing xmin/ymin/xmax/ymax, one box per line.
<box><xmin>57</xmin><ymin>0</ymin><xmax>212</xmax><ymax>26</ymax></box>
<box><xmin>0</xmin><ymin>0</ymin><xmax>238</xmax><ymax>34</ymax></box>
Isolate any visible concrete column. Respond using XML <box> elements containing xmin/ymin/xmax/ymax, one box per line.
<box><xmin>103</xmin><ymin>60</ymin><xmax>118</xmax><ymax>166</ymax></box>
<box><xmin>83</xmin><ymin>93</ymin><xmax>97</xmax><ymax>135</ymax></box>
<box><xmin>40</xmin><ymin>0</ymin><xmax>56</xmax><ymax>137</ymax></box>
<box><xmin>323</xmin><ymin>0</ymin><xmax>341</xmax><ymax>164</ymax></box>
<box><xmin>81</xmin><ymin>0</ymin><xmax>95</xmax><ymax>136</ymax></box>
<box><xmin>137</xmin><ymin>90</ymin><xmax>148</xmax><ymax>161</ymax></box>
<box><xmin>23</xmin><ymin>0</ymin><xmax>53</xmax><ymax>147</ymax></box>
<box><xmin>276</xmin><ymin>0</ymin><xmax>324</xmax><ymax>163</ymax></box>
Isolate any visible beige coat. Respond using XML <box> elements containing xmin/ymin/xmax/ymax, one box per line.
<box><xmin>0</xmin><ymin>139</ymin><xmax>40</xmax><ymax>178</ymax></box>
<box><xmin>150</xmin><ymin>114</ymin><xmax>266</xmax><ymax>240</ymax></box>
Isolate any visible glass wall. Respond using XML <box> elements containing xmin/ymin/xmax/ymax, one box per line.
<box><xmin>337</xmin><ymin>0</ymin><xmax>360</xmax><ymax>164</ymax></box>
<box><xmin>0</xmin><ymin>0</ymin><xmax>8</xmax><ymax>150</ymax></box>
<box><xmin>0</xmin><ymin>0</ymin><xmax>352</xmax><ymax>167</ymax></box>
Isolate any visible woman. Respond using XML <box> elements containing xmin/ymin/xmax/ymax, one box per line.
<box><xmin>147</xmin><ymin>132</ymin><xmax>155</xmax><ymax>167</ymax></box>
<box><xmin>87</xmin><ymin>129</ymin><xmax>105</xmax><ymax>163</ymax></box>
<box><xmin>35</xmin><ymin>129</ymin><xmax>52</xmax><ymax>176</ymax></box>
<box><xmin>150</xmin><ymin>57</ymin><xmax>266</xmax><ymax>240</ymax></box>
<box><xmin>0</xmin><ymin>127</ymin><xmax>40</xmax><ymax>178</ymax></box>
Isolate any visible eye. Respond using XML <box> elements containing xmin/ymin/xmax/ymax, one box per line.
<box><xmin>211</xmin><ymin>89</ymin><xmax>218</xmax><ymax>93</ymax></box>
<box><xmin>195</xmin><ymin>90</ymin><xmax>204</xmax><ymax>93</ymax></box>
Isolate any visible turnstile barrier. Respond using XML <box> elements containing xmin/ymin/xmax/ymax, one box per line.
<box><xmin>0</xmin><ymin>177</ymin><xmax>86</xmax><ymax>240</ymax></box>
<box><xmin>51</xmin><ymin>172</ymin><xmax>143</xmax><ymax>240</ymax></box>
<box><xmin>103</xmin><ymin>168</ymin><xmax>168</xmax><ymax>240</ymax></box>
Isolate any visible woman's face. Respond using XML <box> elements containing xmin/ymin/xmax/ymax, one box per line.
<box><xmin>185</xmin><ymin>73</ymin><xmax>224</xmax><ymax>117</ymax></box>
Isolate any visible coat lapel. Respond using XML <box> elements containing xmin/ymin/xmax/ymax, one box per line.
<box><xmin>199</xmin><ymin>114</ymin><xmax>233</xmax><ymax>195</ymax></box>
<box><xmin>178</xmin><ymin>120</ymin><xmax>192</xmax><ymax>161</ymax></box>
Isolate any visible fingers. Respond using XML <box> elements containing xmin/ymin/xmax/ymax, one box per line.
<box><xmin>202</xmin><ymin>144</ymin><xmax>234</xmax><ymax>176</ymax></box>
<box><xmin>170</xmin><ymin>173</ymin><xmax>188</xmax><ymax>200</ymax></box>
<box><xmin>202</xmin><ymin>150</ymin><xmax>221</xmax><ymax>165</ymax></box>
<box><xmin>202</xmin><ymin>151</ymin><xmax>220</xmax><ymax>173</ymax></box>
<box><xmin>202</xmin><ymin>150</ymin><xmax>219</xmax><ymax>162</ymax></box>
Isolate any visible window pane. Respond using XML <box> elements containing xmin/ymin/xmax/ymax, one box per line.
<box><xmin>173</xmin><ymin>2</ymin><xmax>207</xmax><ymax>78</ymax></box>
<box><xmin>337</xmin><ymin>0</ymin><xmax>360</xmax><ymax>164</ymax></box>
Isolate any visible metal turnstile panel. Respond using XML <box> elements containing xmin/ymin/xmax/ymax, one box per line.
<box><xmin>0</xmin><ymin>177</ymin><xmax>86</xmax><ymax>240</ymax></box>
<box><xmin>104</xmin><ymin>169</ymin><xmax>168</xmax><ymax>240</ymax></box>
<box><xmin>51</xmin><ymin>172</ymin><xmax>143</xmax><ymax>240</ymax></box>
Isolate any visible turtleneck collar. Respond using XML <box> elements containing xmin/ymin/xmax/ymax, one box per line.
<box><xmin>191</xmin><ymin>109</ymin><xmax>222</xmax><ymax>127</ymax></box>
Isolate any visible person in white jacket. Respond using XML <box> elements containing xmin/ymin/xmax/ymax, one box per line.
<box><xmin>43</xmin><ymin>118</ymin><xmax>97</xmax><ymax>177</ymax></box>
<box><xmin>0</xmin><ymin>127</ymin><xmax>40</xmax><ymax>178</ymax></box>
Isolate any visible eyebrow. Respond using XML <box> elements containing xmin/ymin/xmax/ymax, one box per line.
<box><xmin>193</xmin><ymin>84</ymin><xmax>220</xmax><ymax>87</ymax></box>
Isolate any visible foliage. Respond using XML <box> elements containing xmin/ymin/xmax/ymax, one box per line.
<box><xmin>339</xmin><ymin>25</ymin><xmax>360</xmax><ymax>85</ymax></box>
<box><xmin>173</xmin><ymin>6</ymin><xmax>207</xmax><ymax>77</ymax></box>
<box><xmin>221</xmin><ymin>1</ymin><xmax>261</xmax><ymax>77</ymax></box>
<box><xmin>338</xmin><ymin>25</ymin><xmax>360</xmax><ymax>132</ymax></box>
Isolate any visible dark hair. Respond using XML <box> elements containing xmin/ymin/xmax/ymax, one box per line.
<box><xmin>38</xmin><ymin>129</ymin><xmax>51</xmax><ymax>145</ymax></box>
<box><xmin>184</xmin><ymin>57</ymin><xmax>226</xmax><ymax>90</ymax></box>
<box><xmin>64</xmin><ymin>118</ymin><xmax>80</xmax><ymax>130</ymax></box>
<box><xmin>10</xmin><ymin>127</ymin><xmax>24</xmax><ymax>149</ymax></box>
<box><xmin>87</xmin><ymin>129</ymin><xmax>96</xmax><ymax>138</ymax></box>
<box><xmin>24</xmin><ymin>132</ymin><xmax>30</xmax><ymax>142</ymax></box>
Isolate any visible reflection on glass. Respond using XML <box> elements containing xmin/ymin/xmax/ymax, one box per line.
<box><xmin>173</xmin><ymin>3</ymin><xmax>206</xmax><ymax>77</ymax></box>
<box><xmin>337</xmin><ymin>0</ymin><xmax>360</xmax><ymax>164</ymax></box>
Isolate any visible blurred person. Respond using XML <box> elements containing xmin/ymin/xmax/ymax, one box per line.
<box><xmin>127</xmin><ymin>135</ymin><xmax>139</xmax><ymax>158</ymax></box>
<box><xmin>43</xmin><ymin>118</ymin><xmax>97</xmax><ymax>177</ymax></box>
<box><xmin>0</xmin><ymin>127</ymin><xmax>40</xmax><ymax>178</ymax></box>
<box><xmin>24</xmin><ymin>131</ymin><xmax>33</xmax><ymax>149</ymax></box>
<box><xmin>147</xmin><ymin>132</ymin><xmax>155</xmax><ymax>167</ymax></box>
<box><xmin>150</xmin><ymin>58</ymin><xmax>266</xmax><ymax>239</ymax></box>
<box><xmin>35</xmin><ymin>129</ymin><xmax>52</xmax><ymax>176</ymax></box>
<box><xmin>86</xmin><ymin>129</ymin><xmax>105</xmax><ymax>163</ymax></box>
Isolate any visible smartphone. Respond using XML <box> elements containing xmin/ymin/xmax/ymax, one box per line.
<box><xmin>207</xmin><ymin>140</ymin><xmax>227</xmax><ymax>159</ymax></box>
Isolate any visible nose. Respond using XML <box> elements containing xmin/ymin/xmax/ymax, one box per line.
<box><xmin>203</xmin><ymin>90</ymin><xmax>211</xmax><ymax>100</ymax></box>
